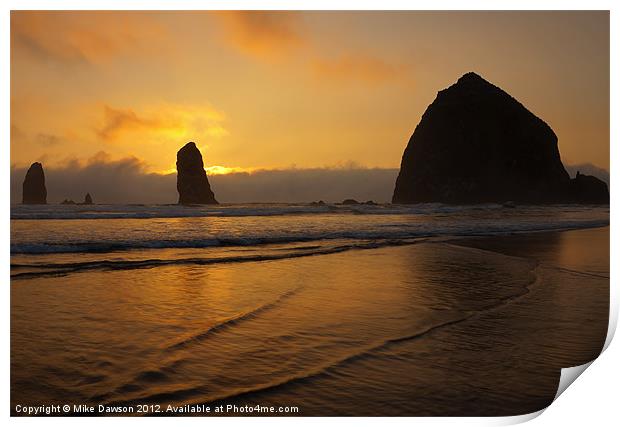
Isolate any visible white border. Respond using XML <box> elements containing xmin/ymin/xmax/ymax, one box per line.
<box><xmin>3</xmin><ymin>1</ymin><xmax>617</xmax><ymax>426</ymax></box>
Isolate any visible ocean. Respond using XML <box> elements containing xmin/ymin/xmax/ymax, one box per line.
<box><xmin>10</xmin><ymin>203</ymin><xmax>610</xmax><ymax>415</ymax></box>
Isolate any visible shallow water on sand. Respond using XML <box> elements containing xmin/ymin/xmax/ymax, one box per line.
<box><xmin>11</xmin><ymin>222</ymin><xmax>608</xmax><ymax>416</ymax></box>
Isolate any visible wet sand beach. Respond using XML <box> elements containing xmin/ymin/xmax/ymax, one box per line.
<box><xmin>11</xmin><ymin>226</ymin><xmax>608</xmax><ymax>416</ymax></box>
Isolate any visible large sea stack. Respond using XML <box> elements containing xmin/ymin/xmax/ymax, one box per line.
<box><xmin>392</xmin><ymin>72</ymin><xmax>608</xmax><ymax>204</ymax></box>
<box><xmin>176</xmin><ymin>142</ymin><xmax>218</xmax><ymax>205</ymax></box>
<box><xmin>22</xmin><ymin>162</ymin><xmax>47</xmax><ymax>204</ymax></box>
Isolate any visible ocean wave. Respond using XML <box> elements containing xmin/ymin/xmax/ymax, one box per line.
<box><xmin>10</xmin><ymin>218</ymin><xmax>609</xmax><ymax>255</ymax></box>
<box><xmin>10</xmin><ymin>240</ymin><xmax>400</xmax><ymax>279</ymax></box>
<box><xmin>11</xmin><ymin>203</ymin><xmax>385</xmax><ymax>220</ymax></box>
<box><xmin>10</xmin><ymin>202</ymin><xmax>606</xmax><ymax>220</ymax></box>
<box><xmin>167</xmin><ymin>287</ymin><xmax>302</xmax><ymax>351</ymax></box>
<box><xmin>10</xmin><ymin>235</ymin><xmax>380</xmax><ymax>254</ymax></box>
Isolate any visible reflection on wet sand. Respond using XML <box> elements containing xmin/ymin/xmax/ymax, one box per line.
<box><xmin>11</xmin><ymin>228</ymin><xmax>608</xmax><ymax>415</ymax></box>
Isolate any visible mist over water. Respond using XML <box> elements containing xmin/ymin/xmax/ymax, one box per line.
<box><xmin>10</xmin><ymin>164</ymin><xmax>608</xmax><ymax>205</ymax></box>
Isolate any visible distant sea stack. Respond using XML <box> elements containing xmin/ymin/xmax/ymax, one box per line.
<box><xmin>22</xmin><ymin>162</ymin><xmax>47</xmax><ymax>204</ymax></box>
<box><xmin>392</xmin><ymin>72</ymin><xmax>609</xmax><ymax>204</ymax></box>
<box><xmin>176</xmin><ymin>142</ymin><xmax>218</xmax><ymax>205</ymax></box>
<box><xmin>570</xmin><ymin>172</ymin><xmax>609</xmax><ymax>203</ymax></box>
<box><xmin>82</xmin><ymin>193</ymin><xmax>93</xmax><ymax>205</ymax></box>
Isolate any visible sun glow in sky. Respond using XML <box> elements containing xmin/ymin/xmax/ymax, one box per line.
<box><xmin>11</xmin><ymin>11</ymin><xmax>610</xmax><ymax>175</ymax></box>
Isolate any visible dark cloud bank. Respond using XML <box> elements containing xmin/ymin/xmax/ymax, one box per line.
<box><xmin>10</xmin><ymin>158</ymin><xmax>399</xmax><ymax>204</ymax></box>
<box><xmin>10</xmin><ymin>157</ymin><xmax>608</xmax><ymax>205</ymax></box>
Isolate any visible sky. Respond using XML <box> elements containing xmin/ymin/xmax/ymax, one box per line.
<box><xmin>10</xmin><ymin>11</ymin><xmax>610</xmax><ymax>202</ymax></box>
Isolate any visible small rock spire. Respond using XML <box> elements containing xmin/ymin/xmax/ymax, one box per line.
<box><xmin>22</xmin><ymin>162</ymin><xmax>47</xmax><ymax>204</ymax></box>
<box><xmin>176</xmin><ymin>142</ymin><xmax>218</xmax><ymax>205</ymax></box>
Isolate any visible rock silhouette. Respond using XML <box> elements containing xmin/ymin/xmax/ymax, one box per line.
<box><xmin>392</xmin><ymin>72</ymin><xmax>608</xmax><ymax>204</ymax></box>
<box><xmin>82</xmin><ymin>193</ymin><xmax>93</xmax><ymax>205</ymax></box>
<box><xmin>22</xmin><ymin>162</ymin><xmax>47</xmax><ymax>204</ymax></box>
<box><xmin>570</xmin><ymin>171</ymin><xmax>609</xmax><ymax>203</ymax></box>
<box><xmin>61</xmin><ymin>199</ymin><xmax>76</xmax><ymax>205</ymax></box>
<box><xmin>176</xmin><ymin>142</ymin><xmax>218</xmax><ymax>205</ymax></box>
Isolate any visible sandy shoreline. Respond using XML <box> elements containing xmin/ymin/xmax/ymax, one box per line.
<box><xmin>199</xmin><ymin>227</ymin><xmax>609</xmax><ymax>416</ymax></box>
<box><xmin>11</xmin><ymin>227</ymin><xmax>609</xmax><ymax>416</ymax></box>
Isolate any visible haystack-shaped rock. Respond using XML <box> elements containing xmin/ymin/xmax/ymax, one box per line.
<box><xmin>22</xmin><ymin>162</ymin><xmax>47</xmax><ymax>204</ymax></box>
<box><xmin>176</xmin><ymin>142</ymin><xmax>218</xmax><ymax>204</ymax></box>
<box><xmin>83</xmin><ymin>193</ymin><xmax>93</xmax><ymax>205</ymax></box>
<box><xmin>392</xmin><ymin>72</ymin><xmax>608</xmax><ymax>204</ymax></box>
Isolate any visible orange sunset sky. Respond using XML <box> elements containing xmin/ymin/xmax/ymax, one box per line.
<box><xmin>11</xmin><ymin>11</ymin><xmax>610</xmax><ymax>176</ymax></box>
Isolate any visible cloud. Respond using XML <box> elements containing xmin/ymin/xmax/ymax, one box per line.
<box><xmin>95</xmin><ymin>104</ymin><xmax>228</xmax><ymax>142</ymax></box>
<box><xmin>35</xmin><ymin>133</ymin><xmax>63</xmax><ymax>146</ymax></box>
<box><xmin>11</xmin><ymin>153</ymin><xmax>175</xmax><ymax>204</ymax></box>
<box><xmin>12</xmin><ymin>121</ymin><xmax>67</xmax><ymax>151</ymax></box>
<box><xmin>13</xmin><ymin>11</ymin><xmax>409</xmax><ymax>87</ymax></box>
<box><xmin>209</xmin><ymin>167</ymin><xmax>399</xmax><ymax>203</ymax></box>
<box><xmin>213</xmin><ymin>11</ymin><xmax>304</xmax><ymax>59</ymax></box>
<box><xmin>96</xmin><ymin>106</ymin><xmax>167</xmax><ymax>141</ymax></box>
<box><xmin>313</xmin><ymin>53</ymin><xmax>411</xmax><ymax>86</ymax></box>
<box><xmin>205</xmin><ymin>165</ymin><xmax>251</xmax><ymax>175</ymax></box>
<box><xmin>11</xmin><ymin>11</ymin><xmax>168</xmax><ymax>64</ymax></box>
<box><xmin>11</xmin><ymin>155</ymin><xmax>399</xmax><ymax>204</ymax></box>
<box><xmin>212</xmin><ymin>11</ymin><xmax>410</xmax><ymax>86</ymax></box>
<box><xmin>12</xmin><ymin>157</ymin><xmax>610</xmax><ymax>205</ymax></box>
<box><xmin>11</xmin><ymin>123</ymin><xmax>26</xmax><ymax>142</ymax></box>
